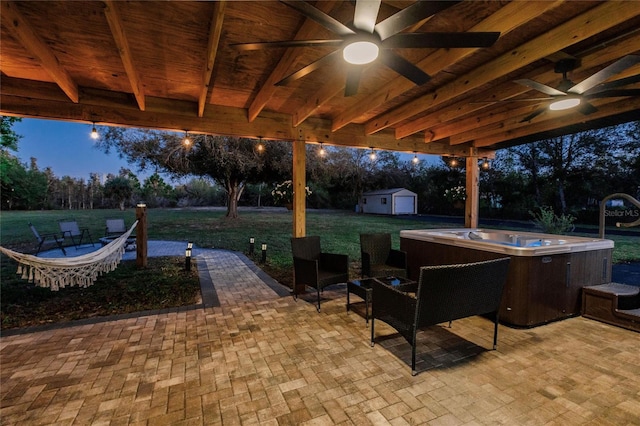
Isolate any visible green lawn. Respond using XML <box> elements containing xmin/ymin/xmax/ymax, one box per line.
<box><xmin>1</xmin><ymin>207</ymin><xmax>638</xmax><ymax>265</ymax></box>
<box><xmin>1</xmin><ymin>207</ymin><xmax>638</xmax><ymax>329</ymax></box>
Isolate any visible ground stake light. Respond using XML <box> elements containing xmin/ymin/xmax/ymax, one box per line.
<box><xmin>185</xmin><ymin>242</ymin><xmax>193</xmax><ymax>271</ymax></box>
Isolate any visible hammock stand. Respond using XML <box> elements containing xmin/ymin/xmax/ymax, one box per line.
<box><xmin>0</xmin><ymin>221</ymin><xmax>138</xmax><ymax>291</ymax></box>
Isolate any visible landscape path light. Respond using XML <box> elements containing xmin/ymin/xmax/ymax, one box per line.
<box><xmin>185</xmin><ymin>242</ymin><xmax>193</xmax><ymax>271</ymax></box>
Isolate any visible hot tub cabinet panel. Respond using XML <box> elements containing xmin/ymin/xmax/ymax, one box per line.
<box><xmin>400</xmin><ymin>229</ymin><xmax>613</xmax><ymax>327</ymax></box>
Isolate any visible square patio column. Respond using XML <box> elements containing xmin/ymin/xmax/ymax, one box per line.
<box><xmin>292</xmin><ymin>139</ymin><xmax>306</xmax><ymax>238</ymax></box>
<box><xmin>136</xmin><ymin>203</ymin><xmax>148</xmax><ymax>268</ymax></box>
<box><xmin>465</xmin><ymin>156</ymin><xmax>479</xmax><ymax>228</ymax></box>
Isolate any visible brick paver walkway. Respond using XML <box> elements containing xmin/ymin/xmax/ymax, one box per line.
<box><xmin>2</xmin><ymin>247</ymin><xmax>639</xmax><ymax>425</ymax></box>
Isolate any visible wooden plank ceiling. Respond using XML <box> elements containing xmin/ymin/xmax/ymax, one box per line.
<box><xmin>1</xmin><ymin>0</ymin><xmax>639</xmax><ymax>158</ymax></box>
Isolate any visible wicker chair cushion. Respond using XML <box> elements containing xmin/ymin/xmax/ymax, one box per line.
<box><xmin>370</xmin><ymin>264</ymin><xmax>407</xmax><ymax>278</ymax></box>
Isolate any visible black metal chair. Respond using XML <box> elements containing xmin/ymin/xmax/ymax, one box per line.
<box><xmin>360</xmin><ymin>232</ymin><xmax>407</xmax><ymax>278</ymax></box>
<box><xmin>29</xmin><ymin>223</ymin><xmax>66</xmax><ymax>256</ymax></box>
<box><xmin>370</xmin><ymin>257</ymin><xmax>511</xmax><ymax>375</ymax></box>
<box><xmin>58</xmin><ymin>219</ymin><xmax>94</xmax><ymax>249</ymax></box>
<box><xmin>291</xmin><ymin>236</ymin><xmax>349</xmax><ymax>312</ymax></box>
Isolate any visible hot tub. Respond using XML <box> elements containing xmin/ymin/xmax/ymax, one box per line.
<box><xmin>400</xmin><ymin>228</ymin><xmax>614</xmax><ymax>327</ymax></box>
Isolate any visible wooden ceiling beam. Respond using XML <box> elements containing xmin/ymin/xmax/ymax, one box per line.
<box><xmin>103</xmin><ymin>0</ymin><xmax>145</xmax><ymax>111</ymax></box>
<box><xmin>416</xmin><ymin>34</ymin><xmax>640</xmax><ymax>143</ymax></box>
<box><xmin>292</xmin><ymin>70</ymin><xmax>345</xmax><ymax>127</ymax></box>
<box><xmin>247</xmin><ymin>1</ymin><xmax>339</xmax><ymax>123</ymax></box>
<box><xmin>0</xmin><ymin>76</ymin><xmax>484</xmax><ymax>156</ymax></box>
<box><xmin>0</xmin><ymin>1</ymin><xmax>79</xmax><ymax>103</ymax></box>
<box><xmin>331</xmin><ymin>0</ymin><xmax>564</xmax><ymax>132</ymax></box>
<box><xmin>365</xmin><ymin>1</ymin><xmax>640</xmax><ymax>136</ymax></box>
<box><xmin>472</xmin><ymin>96</ymin><xmax>640</xmax><ymax>148</ymax></box>
<box><xmin>198</xmin><ymin>1</ymin><xmax>226</xmax><ymax>118</ymax></box>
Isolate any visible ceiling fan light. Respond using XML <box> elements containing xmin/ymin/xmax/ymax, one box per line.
<box><xmin>549</xmin><ymin>97</ymin><xmax>581</xmax><ymax>111</ymax></box>
<box><xmin>343</xmin><ymin>41</ymin><xmax>379</xmax><ymax>65</ymax></box>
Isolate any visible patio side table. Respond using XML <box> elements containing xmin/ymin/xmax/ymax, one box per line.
<box><xmin>347</xmin><ymin>276</ymin><xmax>415</xmax><ymax>325</ymax></box>
<box><xmin>347</xmin><ymin>278</ymin><xmax>376</xmax><ymax>324</ymax></box>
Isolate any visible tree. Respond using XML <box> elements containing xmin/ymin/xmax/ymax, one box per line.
<box><xmin>0</xmin><ymin>154</ymin><xmax>49</xmax><ymax>210</ymax></box>
<box><xmin>104</xmin><ymin>176</ymin><xmax>134</xmax><ymax>210</ymax></box>
<box><xmin>490</xmin><ymin>123</ymin><xmax>640</xmax><ymax>221</ymax></box>
<box><xmin>141</xmin><ymin>173</ymin><xmax>175</xmax><ymax>207</ymax></box>
<box><xmin>97</xmin><ymin>128</ymin><xmax>290</xmax><ymax>218</ymax></box>
<box><xmin>0</xmin><ymin>116</ymin><xmax>22</xmax><ymax>151</ymax></box>
<box><xmin>622</xmin><ymin>121</ymin><xmax>640</xmax><ymax>197</ymax></box>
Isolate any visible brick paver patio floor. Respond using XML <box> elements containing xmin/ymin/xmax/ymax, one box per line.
<box><xmin>1</xmin><ymin>249</ymin><xmax>639</xmax><ymax>425</ymax></box>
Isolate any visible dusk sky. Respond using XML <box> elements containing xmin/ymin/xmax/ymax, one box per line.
<box><xmin>13</xmin><ymin>117</ymin><xmax>438</xmax><ymax>182</ymax></box>
<box><xmin>14</xmin><ymin>118</ymin><xmax>139</xmax><ymax>181</ymax></box>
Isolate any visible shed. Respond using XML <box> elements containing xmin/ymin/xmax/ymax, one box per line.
<box><xmin>360</xmin><ymin>188</ymin><xmax>417</xmax><ymax>215</ymax></box>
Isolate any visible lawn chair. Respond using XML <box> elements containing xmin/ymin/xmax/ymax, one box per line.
<box><xmin>360</xmin><ymin>232</ymin><xmax>407</xmax><ymax>278</ymax></box>
<box><xmin>58</xmin><ymin>219</ymin><xmax>94</xmax><ymax>249</ymax></box>
<box><xmin>29</xmin><ymin>223</ymin><xmax>67</xmax><ymax>256</ymax></box>
<box><xmin>291</xmin><ymin>236</ymin><xmax>349</xmax><ymax>312</ymax></box>
<box><xmin>105</xmin><ymin>218</ymin><xmax>127</xmax><ymax>238</ymax></box>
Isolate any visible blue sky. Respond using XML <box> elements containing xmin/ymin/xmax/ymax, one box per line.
<box><xmin>14</xmin><ymin>118</ymin><xmax>138</xmax><ymax>181</ymax></box>
<box><xmin>13</xmin><ymin>118</ymin><xmax>438</xmax><ymax>182</ymax></box>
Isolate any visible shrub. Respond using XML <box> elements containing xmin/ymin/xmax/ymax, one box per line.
<box><xmin>529</xmin><ymin>206</ymin><xmax>576</xmax><ymax>234</ymax></box>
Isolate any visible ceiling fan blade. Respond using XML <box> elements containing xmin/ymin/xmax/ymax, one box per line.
<box><xmin>344</xmin><ymin>66</ymin><xmax>363</xmax><ymax>97</ymax></box>
<box><xmin>515</xmin><ymin>79</ymin><xmax>567</xmax><ymax>96</ymax></box>
<box><xmin>568</xmin><ymin>54</ymin><xmax>640</xmax><ymax>94</ymax></box>
<box><xmin>520</xmin><ymin>107</ymin><xmax>547</xmax><ymax>123</ymax></box>
<box><xmin>375</xmin><ymin>1</ymin><xmax>460</xmax><ymax>41</ymax></box>
<box><xmin>380</xmin><ymin>51</ymin><xmax>430</xmax><ymax>86</ymax></box>
<box><xmin>275</xmin><ymin>50</ymin><xmax>341</xmax><ymax>86</ymax></box>
<box><xmin>353</xmin><ymin>0</ymin><xmax>380</xmax><ymax>34</ymax></box>
<box><xmin>583</xmin><ymin>73</ymin><xmax>640</xmax><ymax>95</ymax></box>
<box><xmin>231</xmin><ymin>39</ymin><xmax>343</xmax><ymax>51</ymax></box>
<box><xmin>383</xmin><ymin>32</ymin><xmax>500</xmax><ymax>49</ymax></box>
<box><xmin>586</xmin><ymin>89</ymin><xmax>640</xmax><ymax>99</ymax></box>
<box><xmin>279</xmin><ymin>0</ymin><xmax>355</xmax><ymax>37</ymax></box>
<box><xmin>578</xmin><ymin>101</ymin><xmax>598</xmax><ymax>115</ymax></box>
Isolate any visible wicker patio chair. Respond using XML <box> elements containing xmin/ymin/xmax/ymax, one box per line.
<box><xmin>360</xmin><ymin>232</ymin><xmax>407</xmax><ymax>278</ymax></box>
<box><xmin>370</xmin><ymin>257</ymin><xmax>511</xmax><ymax>375</ymax></box>
<box><xmin>58</xmin><ymin>219</ymin><xmax>94</xmax><ymax>249</ymax></box>
<box><xmin>291</xmin><ymin>236</ymin><xmax>349</xmax><ymax>312</ymax></box>
<box><xmin>29</xmin><ymin>223</ymin><xmax>66</xmax><ymax>256</ymax></box>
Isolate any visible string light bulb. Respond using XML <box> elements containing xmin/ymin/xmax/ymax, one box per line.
<box><xmin>183</xmin><ymin>131</ymin><xmax>191</xmax><ymax>146</ymax></box>
<box><xmin>90</xmin><ymin>122</ymin><xmax>99</xmax><ymax>140</ymax></box>
<box><xmin>369</xmin><ymin>148</ymin><xmax>376</xmax><ymax>161</ymax></box>
<box><xmin>481</xmin><ymin>158</ymin><xmax>490</xmax><ymax>170</ymax></box>
<box><xmin>256</xmin><ymin>137</ymin><xmax>264</xmax><ymax>153</ymax></box>
<box><xmin>318</xmin><ymin>143</ymin><xmax>326</xmax><ymax>157</ymax></box>
<box><xmin>449</xmin><ymin>157</ymin><xmax>458</xmax><ymax>168</ymax></box>
<box><xmin>412</xmin><ymin>152</ymin><xmax>419</xmax><ymax>164</ymax></box>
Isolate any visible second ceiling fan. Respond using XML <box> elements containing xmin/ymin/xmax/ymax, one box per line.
<box><xmin>516</xmin><ymin>55</ymin><xmax>640</xmax><ymax>122</ymax></box>
<box><xmin>232</xmin><ymin>0</ymin><xmax>500</xmax><ymax>96</ymax></box>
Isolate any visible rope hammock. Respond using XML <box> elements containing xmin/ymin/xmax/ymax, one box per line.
<box><xmin>0</xmin><ymin>221</ymin><xmax>138</xmax><ymax>291</ymax></box>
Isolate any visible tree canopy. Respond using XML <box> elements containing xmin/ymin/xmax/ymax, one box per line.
<box><xmin>97</xmin><ymin>128</ymin><xmax>292</xmax><ymax>217</ymax></box>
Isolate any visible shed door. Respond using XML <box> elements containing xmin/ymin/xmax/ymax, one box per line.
<box><xmin>394</xmin><ymin>196</ymin><xmax>414</xmax><ymax>214</ymax></box>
